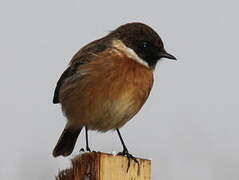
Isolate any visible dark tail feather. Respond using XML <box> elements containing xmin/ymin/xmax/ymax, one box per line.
<box><xmin>53</xmin><ymin>126</ymin><xmax>82</xmax><ymax>157</ymax></box>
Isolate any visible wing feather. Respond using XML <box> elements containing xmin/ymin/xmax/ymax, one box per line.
<box><xmin>53</xmin><ymin>41</ymin><xmax>107</xmax><ymax>104</ymax></box>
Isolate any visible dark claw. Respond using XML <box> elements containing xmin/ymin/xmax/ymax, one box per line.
<box><xmin>80</xmin><ymin>147</ymin><xmax>91</xmax><ymax>152</ymax></box>
<box><xmin>86</xmin><ymin>146</ymin><xmax>91</xmax><ymax>152</ymax></box>
<box><xmin>118</xmin><ymin>149</ymin><xmax>139</xmax><ymax>172</ymax></box>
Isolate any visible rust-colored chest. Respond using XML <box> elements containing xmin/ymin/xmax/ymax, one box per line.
<box><xmin>60</xmin><ymin>53</ymin><xmax>154</xmax><ymax>131</ymax></box>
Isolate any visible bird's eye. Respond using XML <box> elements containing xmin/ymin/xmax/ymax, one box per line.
<box><xmin>138</xmin><ymin>41</ymin><xmax>154</xmax><ymax>53</ymax></box>
<box><xmin>142</xmin><ymin>41</ymin><xmax>149</xmax><ymax>48</ymax></box>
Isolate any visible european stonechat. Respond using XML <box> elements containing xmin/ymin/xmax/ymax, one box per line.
<box><xmin>52</xmin><ymin>22</ymin><xmax>176</xmax><ymax>159</ymax></box>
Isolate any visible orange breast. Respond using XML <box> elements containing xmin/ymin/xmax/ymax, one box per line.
<box><xmin>60</xmin><ymin>53</ymin><xmax>154</xmax><ymax>131</ymax></box>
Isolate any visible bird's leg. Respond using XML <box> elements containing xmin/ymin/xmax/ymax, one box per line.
<box><xmin>79</xmin><ymin>126</ymin><xmax>93</xmax><ymax>152</ymax></box>
<box><xmin>85</xmin><ymin>126</ymin><xmax>91</xmax><ymax>152</ymax></box>
<box><xmin>116</xmin><ymin>128</ymin><xmax>139</xmax><ymax>171</ymax></box>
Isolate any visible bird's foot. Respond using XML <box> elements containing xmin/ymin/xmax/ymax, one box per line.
<box><xmin>86</xmin><ymin>146</ymin><xmax>91</xmax><ymax>152</ymax></box>
<box><xmin>79</xmin><ymin>146</ymin><xmax>91</xmax><ymax>152</ymax></box>
<box><xmin>118</xmin><ymin>149</ymin><xmax>139</xmax><ymax>172</ymax></box>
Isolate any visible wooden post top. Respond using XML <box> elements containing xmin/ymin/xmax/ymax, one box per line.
<box><xmin>56</xmin><ymin>152</ymin><xmax>151</xmax><ymax>180</ymax></box>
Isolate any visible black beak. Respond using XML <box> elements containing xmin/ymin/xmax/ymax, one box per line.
<box><xmin>160</xmin><ymin>49</ymin><xmax>177</xmax><ymax>60</ymax></box>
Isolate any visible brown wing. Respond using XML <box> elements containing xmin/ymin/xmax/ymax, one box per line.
<box><xmin>53</xmin><ymin>66</ymin><xmax>75</xmax><ymax>104</ymax></box>
<box><xmin>53</xmin><ymin>40</ymin><xmax>108</xmax><ymax>104</ymax></box>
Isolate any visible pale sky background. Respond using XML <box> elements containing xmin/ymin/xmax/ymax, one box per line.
<box><xmin>0</xmin><ymin>0</ymin><xmax>239</xmax><ymax>180</ymax></box>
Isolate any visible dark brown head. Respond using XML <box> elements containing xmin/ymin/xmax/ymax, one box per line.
<box><xmin>109</xmin><ymin>22</ymin><xmax>176</xmax><ymax>68</ymax></box>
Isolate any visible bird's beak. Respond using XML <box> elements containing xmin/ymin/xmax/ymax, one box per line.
<box><xmin>160</xmin><ymin>49</ymin><xmax>177</xmax><ymax>60</ymax></box>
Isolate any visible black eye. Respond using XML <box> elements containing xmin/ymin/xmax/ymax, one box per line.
<box><xmin>140</xmin><ymin>41</ymin><xmax>152</xmax><ymax>49</ymax></box>
<box><xmin>142</xmin><ymin>41</ymin><xmax>149</xmax><ymax>48</ymax></box>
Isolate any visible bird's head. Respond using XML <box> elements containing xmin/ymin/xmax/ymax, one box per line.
<box><xmin>109</xmin><ymin>22</ymin><xmax>176</xmax><ymax>68</ymax></box>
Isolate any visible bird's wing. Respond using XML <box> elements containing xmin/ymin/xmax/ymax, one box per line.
<box><xmin>53</xmin><ymin>39</ymin><xmax>108</xmax><ymax>104</ymax></box>
<box><xmin>53</xmin><ymin>66</ymin><xmax>74</xmax><ymax>104</ymax></box>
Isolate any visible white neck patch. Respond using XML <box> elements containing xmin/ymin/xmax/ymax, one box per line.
<box><xmin>111</xmin><ymin>40</ymin><xmax>149</xmax><ymax>68</ymax></box>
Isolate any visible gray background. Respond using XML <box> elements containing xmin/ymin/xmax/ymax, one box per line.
<box><xmin>0</xmin><ymin>0</ymin><xmax>238</xmax><ymax>179</ymax></box>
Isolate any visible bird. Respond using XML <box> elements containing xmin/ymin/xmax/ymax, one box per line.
<box><xmin>52</xmin><ymin>22</ymin><xmax>176</xmax><ymax>160</ymax></box>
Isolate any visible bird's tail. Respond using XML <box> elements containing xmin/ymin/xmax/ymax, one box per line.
<box><xmin>53</xmin><ymin>125</ymin><xmax>82</xmax><ymax>157</ymax></box>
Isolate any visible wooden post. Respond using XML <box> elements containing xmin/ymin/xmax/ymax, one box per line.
<box><xmin>56</xmin><ymin>152</ymin><xmax>151</xmax><ymax>180</ymax></box>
